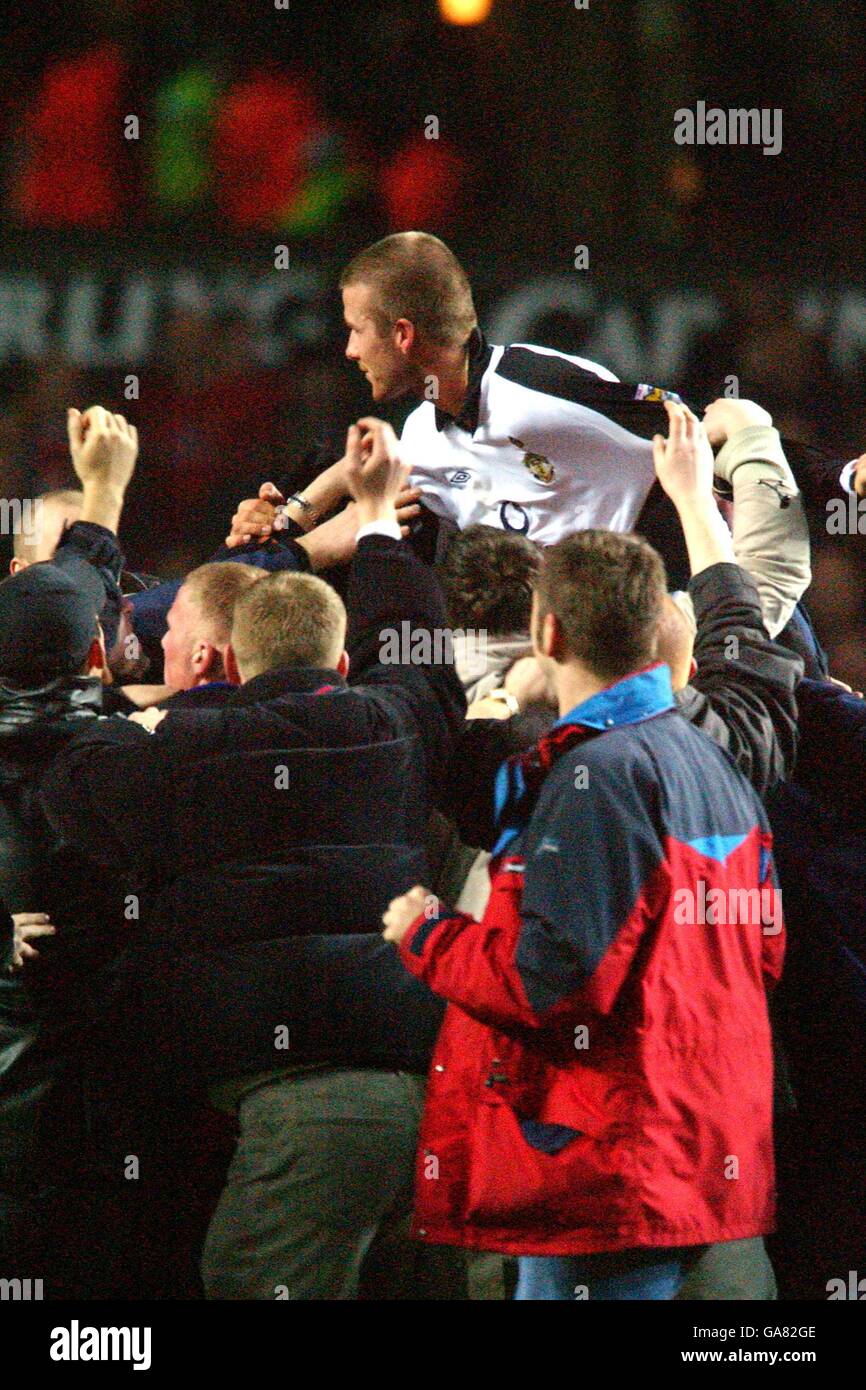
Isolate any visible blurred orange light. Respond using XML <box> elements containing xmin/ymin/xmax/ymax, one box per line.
<box><xmin>438</xmin><ymin>0</ymin><xmax>493</xmax><ymax>25</ymax></box>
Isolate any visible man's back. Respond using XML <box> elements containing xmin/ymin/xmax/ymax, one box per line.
<box><xmin>0</xmin><ymin>676</ymin><xmax>146</xmax><ymax>1293</ymax></box>
<box><xmin>521</xmin><ymin>709</ymin><xmax>780</xmax><ymax>1032</ymax></box>
<box><xmin>397</xmin><ymin>690</ymin><xmax>784</xmax><ymax>1254</ymax></box>
<box><xmin>39</xmin><ymin>533</ymin><xmax>465</xmax><ymax>1082</ymax></box>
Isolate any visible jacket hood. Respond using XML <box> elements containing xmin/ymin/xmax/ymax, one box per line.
<box><xmin>455</xmin><ymin>632</ymin><xmax>530</xmax><ymax>704</ymax></box>
<box><xmin>0</xmin><ymin>675</ymin><xmax>103</xmax><ymax>782</ymax></box>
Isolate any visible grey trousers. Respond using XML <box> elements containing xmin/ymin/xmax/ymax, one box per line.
<box><xmin>202</xmin><ymin>1067</ymin><xmax>462</xmax><ymax>1300</ymax></box>
<box><xmin>675</xmin><ymin>1237</ymin><xmax>778</xmax><ymax>1300</ymax></box>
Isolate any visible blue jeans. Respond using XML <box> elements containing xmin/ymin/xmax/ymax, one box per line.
<box><xmin>515</xmin><ymin>1246</ymin><xmax>698</xmax><ymax>1301</ymax></box>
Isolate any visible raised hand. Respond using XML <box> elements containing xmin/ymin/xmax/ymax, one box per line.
<box><xmin>702</xmin><ymin>398</ymin><xmax>773</xmax><ymax>447</ymax></box>
<box><xmin>67</xmin><ymin>406</ymin><xmax>138</xmax><ymax>492</ymax></box>
<box><xmin>10</xmin><ymin>912</ymin><xmax>56</xmax><ymax>970</ymax></box>
<box><xmin>225</xmin><ymin>482</ymin><xmax>284</xmax><ymax>548</ymax></box>
<box><xmin>652</xmin><ymin>400</ymin><xmax>715</xmax><ymax>506</ymax></box>
<box><xmin>382</xmin><ymin>885</ymin><xmax>432</xmax><ymax>943</ymax></box>
<box><xmin>346</xmin><ymin>418</ymin><xmax>410</xmax><ymax>518</ymax></box>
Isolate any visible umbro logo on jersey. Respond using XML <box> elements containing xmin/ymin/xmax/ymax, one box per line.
<box><xmin>447</xmin><ymin>469</ymin><xmax>472</xmax><ymax>488</ymax></box>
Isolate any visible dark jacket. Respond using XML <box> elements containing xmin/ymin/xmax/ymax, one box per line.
<box><xmin>788</xmin><ymin>676</ymin><xmax>866</xmax><ymax>815</ymax></box>
<box><xmin>447</xmin><ymin>561</ymin><xmax>803</xmax><ymax>850</ymax></box>
<box><xmin>0</xmin><ymin>675</ymin><xmax>111</xmax><ymax>1261</ymax></box>
<box><xmin>54</xmin><ymin>521</ymin><xmax>126</xmax><ymax>653</ymax></box>
<box><xmin>0</xmin><ymin>673</ymin><xmax>238</xmax><ymax>1297</ymax></box>
<box><xmin>675</xmin><ymin>562</ymin><xmax>802</xmax><ymax>794</ymax></box>
<box><xmin>766</xmin><ymin>679</ymin><xmax>866</xmax><ymax>1285</ymax></box>
<box><xmin>160</xmin><ymin>681</ymin><xmax>237</xmax><ymax>710</ymax></box>
<box><xmin>38</xmin><ymin>536</ymin><xmax>462</xmax><ymax>1083</ymax></box>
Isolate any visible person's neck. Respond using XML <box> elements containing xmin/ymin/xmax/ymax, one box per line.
<box><xmin>417</xmin><ymin>341</ymin><xmax>471</xmax><ymax>418</ymax></box>
<box><xmin>554</xmin><ymin>663</ymin><xmax>609</xmax><ymax>720</ymax></box>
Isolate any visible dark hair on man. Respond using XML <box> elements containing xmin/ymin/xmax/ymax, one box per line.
<box><xmin>534</xmin><ymin>530</ymin><xmax>667</xmax><ymax>681</ymax></box>
<box><xmin>339</xmin><ymin>232</ymin><xmax>478</xmax><ymax>347</ymax></box>
<box><xmin>440</xmin><ymin>524</ymin><xmax>541</xmax><ymax>634</ymax></box>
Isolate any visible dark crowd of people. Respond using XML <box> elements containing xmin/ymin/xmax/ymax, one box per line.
<box><xmin>1</xmin><ymin>232</ymin><xmax>865</xmax><ymax>1301</ymax></box>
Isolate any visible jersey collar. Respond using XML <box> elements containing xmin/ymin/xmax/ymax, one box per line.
<box><xmin>434</xmin><ymin>328</ymin><xmax>494</xmax><ymax>434</ymax></box>
<box><xmin>554</xmin><ymin>662</ymin><xmax>676</xmax><ymax>732</ymax></box>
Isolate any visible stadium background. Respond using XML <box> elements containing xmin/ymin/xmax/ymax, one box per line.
<box><xmin>1</xmin><ymin>0</ymin><xmax>865</xmax><ymax>679</ymax></box>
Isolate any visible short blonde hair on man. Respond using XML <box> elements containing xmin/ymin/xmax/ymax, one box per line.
<box><xmin>230</xmin><ymin>572</ymin><xmax>347</xmax><ymax>680</ymax></box>
<box><xmin>183</xmin><ymin>562</ymin><xmax>264</xmax><ymax>649</ymax></box>
<box><xmin>340</xmin><ymin>231</ymin><xmax>478</xmax><ymax>348</ymax></box>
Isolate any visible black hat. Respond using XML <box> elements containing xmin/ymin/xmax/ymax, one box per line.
<box><xmin>0</xmin><ymin>558</ymin><xmax>105</xmax><ymax>687</ymax></box>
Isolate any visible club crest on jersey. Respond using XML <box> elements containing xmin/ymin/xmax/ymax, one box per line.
<box><xmin>524</xmin><ymin>453</ymin><xmax>555</xmax><ymax>484</ymax></box>
<box><xmin>509</xmin><ymin>438</ymin><xmax>555</xmax><ymax>485</ymax></box>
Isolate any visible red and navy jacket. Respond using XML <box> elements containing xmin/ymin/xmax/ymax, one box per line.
<box><xmin>398</xmin><ymin>663</ymin><xmax>784</xmax><ymax>1256</ymax></box>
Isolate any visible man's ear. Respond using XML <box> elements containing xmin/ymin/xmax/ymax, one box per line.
<box><xmin>224</xmin><ymin>643</ymin><xmax>242</xmax><ymax>686</ymax></box>
<box><xmin>85</xmin><ymin>634</ymin><xmax>107</xmax><ymax>681</ymax></box>
<box><xmin>689</xmin><ymin>656</ymin><xmax>698</xmax><ymax>681</ymax></box>
<box><xmin>537</xmin><ymin>610</ymin><xmax>564</xmax><ymax>663</ymax></box>
<box><xmin>337</xmin><ymin>649</ymin><xmax>350</xmax><ymax>679</ymax></box>
<box><xmin>9</xmin><ymin>557</ymin><xmax>23</xmax><ymax>575</ymax></box>
<box><xmin>393</xmin><ymin>318</ymin><xmax>416</xmax><ymax>357</ymax></box>
<box><xmin>192</xmin><ymin>642</ymin><xmax>217</xmax><ymax>682</ymax></box>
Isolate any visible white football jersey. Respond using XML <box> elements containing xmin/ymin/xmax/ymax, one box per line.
<box><xmin>400</xmin><ymin>337</ymin><xmax>676</xmax><ymax>545</ymax></box>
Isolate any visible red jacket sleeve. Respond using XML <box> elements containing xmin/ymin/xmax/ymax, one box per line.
<box><xmin>398</xmin><ymin>868</ymin><xmax>548</xmax><ymax>1032</ymax></box>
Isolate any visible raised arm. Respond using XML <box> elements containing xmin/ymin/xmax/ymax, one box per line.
<box><xmin>66</xmin><ymin>405</ymin><xmax>138</xmax><ymax>536</ymax></box>
<box><xmin>653</xmin><ymin>401</ymin><xmax>803</xmax><ymax>795</ymax></box>
<box><xmin>704</xmin><ymin>397</ymin><xmax>811</xmax><ymax>638</ymax></box>
<box><xmin>53</xmin><ymin>406</ymin><xmax>139</xmax><ymax>652</ymax></box>
<box><xmin>342</xmin><ymin>418</ymin><xmax>466</xmax><ymax>791</ymax></box>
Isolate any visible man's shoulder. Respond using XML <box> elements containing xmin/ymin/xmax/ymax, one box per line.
<box><xmin>494</xmin><ymin>343</ymin><xmax>619</xmax><ymax>397</ymax></box>
<box><xmin>534</xmin><ymin>714</ymin><xmax>764</xmax><ymax>854</ymax></box>
<box><xmin>400</xmin><ymin>398</ymin><xmax>438</xmax><ymax>439</ymax></box>
<box><xmin>156</xmin><ymin>679</ymin><xmax>412</xmax><ymax>750</ymax></box>
<box><xmin>540</xmin><ymin>709</ymin><xmax>733</xmax><ymax>800</ymax></box>
<box><xmin>162</xmin><ymin>682</ymin><xmax>235</xmax><ymax>710</ymax></box>
<box><xmin>400</xmin><ymin>343</ymin><xmax>619</xmax><ymax>437</ymax></box>
<box><xmin>536</xmin><ymin>723</ymin><xmax>662</xmax><ymax>810</ymax></box>
<box><xmin>56</xmin><ymin>713</ymin><xmax>149</xmax><ymax>752</ymax></box>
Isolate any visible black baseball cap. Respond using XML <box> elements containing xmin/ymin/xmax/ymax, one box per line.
<box><xmin>0</xmin><ymin>558</ymin><xmax>106</xmax><ymax>687</ymax></box>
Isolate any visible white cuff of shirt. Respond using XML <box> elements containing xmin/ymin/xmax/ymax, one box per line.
<box><xmin>356</xmin><ymin>520</ymin><xmax>402</xmax><ymax>543</ymax></box>
<box><xmin>840</xmin><ymin>459</ymin><xmax>859</xmax><ymax>494</ymax></box>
